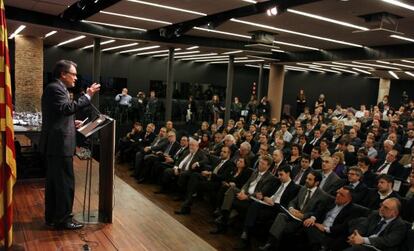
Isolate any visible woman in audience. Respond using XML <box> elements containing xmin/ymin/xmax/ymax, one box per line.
<box><xmin>332</xmin><ymin>151</ymin><xmax>347</xmax><ymax>178</ymax></box>
<box><xmin>214</xmin><ymin>157</ymin><xmax>252</xmax><ymax>214</ymax></box>
<box><xmin>315</xmin><ymin>93</ymin><xmax>326</xmax><ymax>112</ymax></box>
<box><xmin>331</xmin><ymin>127</ymin><xmax>344</xmax><ymax>144</ymax></box>
<box><xmin>231</xmin><ymin>96</ymin><xmax>243</xmax><ymax>120</ymax></box>
<box><xmin>287</xmin><ymin>144</ymin><xmax>301</xmax><ymax>166</ymax></box>
<box><xmin>199</xmin><ymin>133</ymin><xmax>211</xmax><ymax>151</ymax></box>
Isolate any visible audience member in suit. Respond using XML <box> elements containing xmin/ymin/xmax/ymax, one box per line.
<box><xmin>346</xmin><ymin>198</ymin><xmax>407</xmax><ymax>251</ymax></box>
<box><xmin>337</xmin><ymin>139</ymin><xmax>358</xmax><ymax>167</ymax></box>
<box><xmin>159</xmin><ymin>138</ymin><xmax>208</xmax><ymax>201</ymax></box>
<box><xmin>259</xmin><ymin>171</ymin><xmax>331</xmax><ymax>251</ymax></box>
<box><xmin>116</xmin><ymin>122</ymin><xmax>144</xmax><ymax>163</ymax></box>
<box><xmin>269</xmin><ymin>149</ymin><xmax>286</xmax><ymax>176</ymax></box>
<box><xmin>291</xmin><ymin>153</ymin><xmax>313</xmax><ymax>186</ymax></box>
<box><xmin>310</xmin><ymin>147</ymin><xmax>323</xmax><ymax>170</ymax></box>
<box><xmin>154</xmin><ymin>136</ymin><xmax>189</xmax><ymax>193</ymax></box>
<box><xmin>320</xmin><ymin>156</ymin><xmax>345</xmax><ymax>195</ymax></box>
<box><xmin>214</xmin><ymin>157</ymin><xmax>253</xmax><ymax>213</ymax></box>
<box><xmin>358</xmin><ymin>157</ymin><xmax>377</xmax><ymax>189</ymax></box>
<box><xmin>130</xmin><ymin>123</ymin><xmax>156</xmax><ymax>157</ymax></box>
<box><xmin>304</xmin><ymin>186</ymin><xmax>363</xmax><ymax>251</ymax></box>
<box><xmin>208</xmin><ymin>132</ymin><xmax>224</xmax><ymax>157</ymax></box>
<box><xmin>346</xmin><ymin>166</ymin><xmax>369</xmax><ymax>205</ymax></box>
<box><xmin>136</xmin><ymin>131</ymin><xmax>180</xmax><ymax>183</ymax></box>
<box><xmin>244</xmin><ymin>131</ymin><xmax>259</xmax><ymax>154</ymax></box>
<box><xmin>212</xmin><ymin>155</ymin><xmax>278</xmax><ymax>234</ymax></box>
<box><xmin>363</xmin><ymin>174</ymin><xmax>401</xmax><ymax>210</ymax></box>
<box><xmin>299</xmin><ymin>134</ymin><xmax>313</xmax><ymax>155</ymax></box>
<box><xmin>40</xmin><ymin>60</ymin><xmax>100</xmax><ymax>230</ymax></box>
<box><xmin>175</xmin><ymin>146</ymin><xmax>235</xmax><ymax>215</ymax></box>
<box><xmin>132</xmin><ymin>127</ymin><xmax>168</xmax><ymax>178</ymax></box>
<box><xmin>231</xmin><ymin>141</ymin><xmax>255</xmax><ymax>165</ymax></box>
<box><xmin>233</xmin><ymin>166</ymin><xmax>300</xmax><ymax>249</ymax></box>
<box><xmin>309</xmin><ymin>129</ymin><xmax>323</xmax><ymax>147</ymax></box>
<box><xmin>251</xmin><ymin>144</ymin><xmax>270</xmax><ymax>170</ymax></box>
<box><xmin>374</xmin><ymin>149</ymin><xmax>404</xmax><ymax>179</ymax></box>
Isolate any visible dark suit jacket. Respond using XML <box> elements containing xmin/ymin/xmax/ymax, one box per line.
<box><xmin>291</xmin><ymin>165</ymin><xmax>313</xmax><ymax>186</ymax></box>
<box><xmin>210</xmin><ymin>159</ymin><xmax>236</xmax><ymax>183</ymax></box>
<box><xmin>40</xmin><ymin>80</ymin><xmax>90</xmax><ymax>157</ymax></box>
<box><xmin>311</xmin><ymin>157</ymin><xmax>323</xmax><ymax>170</ymax></box>
<box><xmin>178</xmin><ymin>149</ymin><xmax>208</xmax><ymax>173</ymax></box>
<box><xmin>351</xmin><ymin>211</ymin><xmax>407</xmax><ymax>251</ymax></box>
<box><xmin>375</xmin><ymin>161</ymin><xmax>404</xmax><ymax>179</ymax></box>
<box><xmin>150</xmin><ymin>136</ymin><xmax>169</xmax><ymax>152</ymax></box>
<box><xmin>349</xmin><ymin>182</ymin><xmax>369</xmax><ymax>205</ymax></box>
<box><xmin>241</xmin><ymin>171</ymin><xmax>278</xmax><ymax>197</ymax></box>
<box><xmin>323</xmin><ymin>203</ymin><xmax>362</xmax><ymax>237</ymax></box>
<box><xmin>289</xmin><ymin>187</ymin><xmax>332</xmax><ymax>220</ymax></box>
<box><xmin>163</xmin><ymin>141</ymin><xmax>180</xmax><ymax>157</ymax></box>
<box><xmin>278</xmin><ymin>181</ymin><xmax>301</xmax><ymax>208</ymax></box>
<box><xmin>228</xmin><ymin>167</ymin><xmax>253</xmax><ymax>189</ymax></box>
<box><xmin>320</xmin><ymin>171</ymin><xmax>345</xmax><ymax>195</ymax></box>
<box><xmin>363</xmin><ymin>190</ymin><xmax>402</xmax><ymax>210</ymax></box>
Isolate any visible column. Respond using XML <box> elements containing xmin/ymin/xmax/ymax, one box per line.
<box><xmin>224</xmin><ymin>55</ymin><xmax>234</xmax><ymax>122</ymax></box>
<box><xmin>165</xmin><ymin>48</ymin><xmax>174</xmax><ymax>121</ymax></box>
<box><xmin>257</xmin><ymin>63</ymin><xmax>263</xmax><ymax>100</ymax></box>
<box><xmin>377</xmin><ymin>78</ymin><xmax>390</xmax><ymax>104</ymax></box>
<box><xmin>92</xmin><ymin>37</ymin><xmax>101</xmax><ymax>108</ymax></box>
<box><xmin>14</xmin><ymin>36</ymin><xmax>43</xmax><ymax>112</ymax></box>
<box><xmin>267</xmin><ymin>64</ymin><xmax>285</xmax><ymax>121</ymax></box>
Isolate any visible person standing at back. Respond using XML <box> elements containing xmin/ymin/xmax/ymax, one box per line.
<box><xmin>40</xmin><ymin>60</ymin><xmax>100</xmax><ymax>230</ymax></box>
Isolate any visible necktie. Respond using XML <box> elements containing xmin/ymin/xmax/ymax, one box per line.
<box><xmin>181</xmin><ymin>153</ymin><xmax>194</xmax><ymax>171</ymax></box>
<box><xmin>294</xmin><ymin>169</ymin><xmax>304</xmax><ymax>183</ymax></box>
<box><xmin>370</xmin><ymin>220</ymin><xmax>386</xmax><ymax>235</ymax></box>
<box><xmin>213</xmin><ymin>160</ymin><xmax>226</xmax><ymax>175</ymax></box>
<box><xmin>377</xmin><ymin>162</ymin><xmax>389</xmax><ymax>173</ymax></box>
<box><xmin>300</xmin><ymin>189</ymin><xmax>312</xmax><ymax>210</ymax></box>
<box><xmin>272</xmin><ymin>183</ymin><xmax>284</xmax><ymax>203</ymax></box>
<box><xmin>164</xmin><ymin>143</ymin><xmax>173</xmax><ymax>154</ymax></box>
<box><xmin>271</xmin><ymin>164</ymin><xmax>279</xmax><ymax>175</ymax></box>
<box><xmin>320</xmin><ymin>174</ymin><xmax>327</xmax><ymax>189</ymax></box>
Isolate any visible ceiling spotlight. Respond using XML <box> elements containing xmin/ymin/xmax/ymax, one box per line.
<box><xmin>267</xmin><ymin>7</ymin><xmax>278</xmax><ymax>16</ymax></box>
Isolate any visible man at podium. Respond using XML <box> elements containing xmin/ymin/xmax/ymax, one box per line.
<box><xmin>40</xmin><ymin>60</ymin><xmax>100</xmax><ymax>230</ymax></box>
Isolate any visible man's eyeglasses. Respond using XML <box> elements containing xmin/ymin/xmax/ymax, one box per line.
<box><xmin>65</xmin><ymin>71</ymin><xmax>77</xmax><ymax>77</ymax></box>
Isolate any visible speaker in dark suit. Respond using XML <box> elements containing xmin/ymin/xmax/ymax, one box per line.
<box><xmin>40</xmin><ymin>60</ymin><xmax>100</xmax><ymax>229</ymax></box>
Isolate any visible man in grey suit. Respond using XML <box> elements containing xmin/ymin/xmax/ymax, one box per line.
<box><xmin>259</xmin><ymin>170</ymin><xmax>332</xmax><ymax>250</ymax></box>
<box><xmin>210</xmin><ymin>155</ymin><xmax>277</xmax><ymax>234</ymax></box>
<box><xmin>40</xmin><ymin>60</ymin><xmax>100</xmax><ymax>230</ymax></box>
<box><xmin>320</xmin><ymin>156</ymin><xmax>345</xmax><ymax>195</ymax></box>
<box><xmin>346</xmin><ymin>198</ymin><xmax>407</xmax><ymax>251</ymax></box>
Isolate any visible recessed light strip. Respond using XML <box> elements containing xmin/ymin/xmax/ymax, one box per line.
<box><xmin>390</xmin><ymin>35</ymin><xmax>414</xmax><ymax>43</ymax></box>
<box><xmin>81</xmin><ymin>39</ymin><xmax>116</xmax><ymax>50</ymax></box>
<box><xmin>331</xmin><ymin>62</ymin><xmax>374</xmax><ymax>69</ymax></box>
<box><xmin>9</xmin><ymin>25</ymin><xmax>26</xmax><ymax>39</ymax></box>
<box><xmin>100</xmin><ymin>11</ymin><xmax>172</xmax><ymax>25</ymax></box>
<box><xmin>376</xmin><ymin>60</ymin><xmax>414</xmax><ymax>69</ymax></box>
<box><xmin>381</xmin><ymin>0</ymin><xmax>414</xmax><ymax>12</ymax></box>
<box><xmin>271</xmin><ymin>49</ymin><xmax>285</xmax><ymax>53</ymax></box>
<box><xmin>135</xmin><ymin>48</ymin><xmax>181</xmax><ymax>56</ymax></box>
<box><xmin>331</xmin><ymin>67</ymin><xmax>359</xmax><ymax>74</ymax></box>
<box><xmin>57</xmin><ymin>35</ymin><xmax>86</xmax><ymax>46</ymax></box>
<box><xmin>186</xmin><ymin>46</ymin><xmax>199</xmax><ymax>50</ymax></box>
<box><xmin>313</xmin><ymin>62</ymin><xmax>348</xmax><ymax>68</ymax></box>
<box><xmin>351</xmin><ymin>61</ymin><xmax>401</xmax><ymax>70</ymax></box>
<box><xmin>231</xmin><ymin>18</ymin><xmax>363</xmax><ymax>47</ymax></box>
<box><xmin>119</xmin><ymin>45</ymin><xmax>161</xmax><ymax>54</ymax></box>
<box><xmin>82</xmin><ymin>20</ymin><xmax>147</xmax><ymax>31</ymax></box>
<box><xmin>388</xmin><ymin>70</ymin><xmax>399</xmax><ymax>79</ymax></box>
<box><xmin>352</xmin><ymin>68</ymin><xmax>372</xmax><ymax>74</ymax></box>
<box><xmin>273</xmin><ymin>40</ymin><xmax>320</xmax><ymax>51</ymax></box>
<box><xmin>194</xmin><ymin>57</ymin><xmax>248</xmax><ymax>62</ymax></box>
<box><xmin>44</xmin><ymin>30</ymin><xmax>57</xmax><ymax>38</ymax></box>
<box><xmin>193</xmin><ymin>27</ymin><xmax>250</xmax><ymax>39</ymax></box>
<box><xmin>175</xmin><ymin>53</ymin><xmax>217</xmax><ymax>59</ymax></box>
<box><xmin>180</xmin><ymin>55</ymin><xmax>233</xmax><ymax>61</ymax></box>
<box><xmin>405</xmin><ymin>71</ymin><xmax>414</xmax><ymax>77</ymax></box>
<box><xmin>402</xmin><ymin>60</ymin><xmax>414</xmax><ymax>64</ymax></box>
<box><xmin>222</xmin><ymin>50</ymin><xmax>243</xmax><ymax>55</ymax></box>
<box><xmin>102</xmin><ymin>42</ymin><xmax>138</xmax><ymax>52</ymax></box>
<box><xmin>152</xmin><ymin>50</ymin><xmax>200</xmax><ymax>57</ymax></box>
<box><xmin>286</xmin><ymin>9</ymin><xmax>369</xmax><ymax>31</ymax></box>
<box><xmin>127</xmin><ymin>0</ymin><xmax>207</xmax><ymax>16</ymax></box>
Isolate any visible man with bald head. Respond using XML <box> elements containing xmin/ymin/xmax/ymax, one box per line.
<box><xmin>319</xmin><ymin>157</ymin><xmax>344</xmax><ymax>195</ymax></box>
<box><xmin>347</xmin><ymin>198</ymin><xmax>407</xmax><ymax>251</ymax></box>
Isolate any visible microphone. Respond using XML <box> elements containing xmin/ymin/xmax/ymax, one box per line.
<box><xmin>89</xmin><ymin>101</ymin><xmax>101</xmax><ymax>116</ymax></box>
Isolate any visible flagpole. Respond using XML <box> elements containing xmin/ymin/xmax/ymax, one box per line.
<box><xmin>1</xmin><ymin>131</ymin><xmax>9</xmax><ymax>249</ymax></box>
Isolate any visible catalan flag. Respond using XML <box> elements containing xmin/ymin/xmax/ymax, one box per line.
<box><xmin>0</xmin><ymin>0</ymin><xmax>17</xmax><ymax>248</ymax></box>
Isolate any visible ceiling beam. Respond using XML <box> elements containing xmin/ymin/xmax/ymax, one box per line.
<box><xmin>60</xmin><ymin>0</ymin><xmax>123</xmax><ymax>21</ymax></box>
<box><xmin>150</xmin><ymin>0</ymin><xmax>321</xmax><ymax>38</ymax></box>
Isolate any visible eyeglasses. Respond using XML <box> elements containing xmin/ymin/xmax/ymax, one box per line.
<box><xmin>65</xmin><ymin>71</ymin><xmax>77</xmax><ymax>77</ymax></box>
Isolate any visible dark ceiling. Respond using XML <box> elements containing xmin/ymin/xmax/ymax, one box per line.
<box><xmin>5</xmin><ymin>0</ymin><xmax>414</xmax><ymax>80</ymax></box>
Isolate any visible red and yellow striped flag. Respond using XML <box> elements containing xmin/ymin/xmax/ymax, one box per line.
<box><xmin>0</xmin><ymin>0</ymin><xmax>17</xmax><ymax>248</ymax></box>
